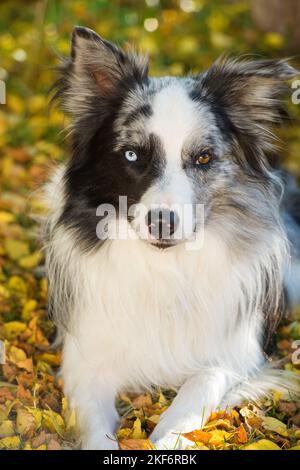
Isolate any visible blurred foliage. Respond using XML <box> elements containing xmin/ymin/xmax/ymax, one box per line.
<box><xmin>0</xmin><ymin>0</ymin><xmax>299</xmax><ymax>169</ymax></box>
<box><xmin>0</xmin><ymin>0</ymin><xmax>299</xmax><ymax>450</ymax></box>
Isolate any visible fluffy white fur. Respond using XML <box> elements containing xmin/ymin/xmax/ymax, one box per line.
<box><xmin>44</xmin><ymin>46</ymin><xmax>299</xmax><ymax>449</ymax></box>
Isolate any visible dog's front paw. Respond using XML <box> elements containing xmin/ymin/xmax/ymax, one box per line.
<box><xmin>81</xmin><ymin>433</ymin><xmax>119</xmax><ymax>450</ymax></box>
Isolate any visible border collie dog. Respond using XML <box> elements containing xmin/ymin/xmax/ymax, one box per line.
<box><xmin>44</xmin><ymin>26</ymin><xmax>300</xmax><ymax>449</ymax></box>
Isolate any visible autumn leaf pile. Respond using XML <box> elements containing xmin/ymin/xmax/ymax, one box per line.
<box><xmin>0</xmin><ymin>0</ymin><xmax>300</xmax><ymax>451</ymax></box>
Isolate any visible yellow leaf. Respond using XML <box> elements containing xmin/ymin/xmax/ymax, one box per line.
<box><xmin>131</xmin><ymin>418</ymin><xmax>146</xmax><ymax>439</ymax></box>
<box><xmin>190</xmin><ymin>443</ymin><xmax>209</xmax><ymax>450</ymax></box>
<box><xmin>0</xmin><ymin>436</ymin><xmax>20</xmax><ymax>449</ymax></box>
<box><xmin>264</xmin><ymin>32</ymin><xmax>284</xmax><ymax>49</ymax></box>
<box><xmin>8</xmin><ymin>275</ymin><xmax>27</xmax><ymax>296</ymax></box>
<box><xmin>0</xmin><ymin>285</ymin><xmax>9</xmax><ymax>299</ymax></box>
<box><xmin>4</xmin><ymin>322</ymin><xmax>27</xmax><ymax>341</ymax></box>
<box><xmin>0</xmin><ymin>399</ymin><xmax>16</xmax><ymax>424</ymax></box>
<box><xmin>42</xmin><ymin>409</ymin><xmax>65</xmax><ymax>436</ymax></box>
<box><xmin>39</xmin><ymin>278</ymin><xmax>48</xmax><ymax>300</ymax></box>
<box><xmin>61</xmin><ymin>397</ymin><xmax>68</xmax><ymax>417</ymax></box>
<box><xmin>0</xmin><ymin>211</ymin><xmax>15</xmax><ymax>223</ymax></box>
<box><xmin>16</xmin><ymin>408</ymin><xmax>35</xmax><ymax>435</ymax></box>
<box><xmin>8</xmin><ymin>95</ymin><xmax>24</xmax><ymax>113</ymax></box>
<box><xmin>27</xmin><ymin>95</ymin><xmax>45</xmax><ymax>113</ymax></box>
<box><xmin>36</xmin><ymin>444</ymin><xmax>47</xmax><ymax>450</ymax></box>
<box><xmin>209</xmin><ymin>430</ymin><xmax>231</xmax><ymax>447</ymax></box>
<box><xmin>8</xmin><ymin>344</ymin><xmax>27</xmax><ymax>362</ymax></box>
<box><xmin>147</xmin><ymin>414</ymin><xmax>160</xmax><ymax>425</ymax></box>
<box><xmin>243</xmin><ymin>439</ymin><xmax>281</xmax><ymax>450</ymax></box>
<box><xmin>22</xmin><ymin>299</ymin><xmax>38</xmax><ymax>320</ymax></box>
<box><xmin>117</xmin><ymin>428</ymin><xmax>132</xmax><ymax>440</ymax></box>
<box><xmin>204</xmin><ymin>418</ymin><xmax>232</xmax><ymax>431</ymax></box>
<box><xmin>19</xmin><ymin>251</ymin><xmax>43</xmax><ymax>269</ymax></box>
<box><xmin>65</xmin><ymin>408</ymin><xmax>77</xmax><ymax>434</ymax></box>
<box><xmin>26</xmin><ymin>408</ymin><xmax>42</xmax><ymax>429</ymax></box>
<box><xmin>4</xmin><ymin>240</ymin><xmax>29</xmax><ymax>261</ymax></box>
<box><xmin>158</xmin><ymin>392</ymin><xmax>168</xmax><ymax>406</ymax></box>
<box><xmin>35</xmin><ymin>352</ymin><xmax>61</xmax><ymax>366</ymax></box>
<box><xmin>289</xmin><ymin>445</ymin><xmax>300</xmax><ymax>450</ymax></box>
<box><xmin>272</xmin><ymin>390</ymin><xmax>283</xmax><ymax>404</ymax></box>
<box><xmin>119</xmin><ymin>439</ymin><xmax>154</xmax><ymax>450</ymax></box>
<box><xmin>23</xmin><ymin>442</ymin><xmax>33</xmax><ymax>450</ymax></box>
<box><xmin>261</xmin><ymin>417</ymin><xmax>288</xmax><ymax>437</ymax></box>
<box><xmin>0</xmin><ymin>420</ymin><xmax>15</xmax><ymax>437</ymax></box>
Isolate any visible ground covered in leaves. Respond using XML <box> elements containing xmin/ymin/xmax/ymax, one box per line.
<box><xmin>0</xmin><ymin>0</ymin><xmax>300</xmax><ymax>451</ymax></box>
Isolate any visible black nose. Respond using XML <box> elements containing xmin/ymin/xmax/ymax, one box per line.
<box><xmin>146</xmin><ymin>208</ymin><xmax>179</xmax><ymax>240</ymax></box>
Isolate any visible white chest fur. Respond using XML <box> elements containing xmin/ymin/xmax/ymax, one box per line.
<box><xmin>64</xmin><ymin>231</ymin><xmax>262</xmax><ymax>392</ymax></box>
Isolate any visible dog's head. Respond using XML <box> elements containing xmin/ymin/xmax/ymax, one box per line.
<box><xmin>54</xmin><ymin>26</ymin><xmax>297</xmax><ymax>250</ymax></box>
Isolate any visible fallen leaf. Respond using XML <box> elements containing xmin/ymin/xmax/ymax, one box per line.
<box><xmin>35</xmin><ymin>352</ymin><xmax>61</xmax><ymax>366</ymax></box>
<box><xmin>17</xmin><ymin>358</ymin><xmax>34</xmax><ymax>373</ymax></box>
<box><xmin>119</xmin><ymin>439</ymin><xmax>154</xmax><ymax>450</ymax></box>
<box><xmin>7</xmin><ymin>275</ymin><xmax>28</xmax><ymax>296</ymax></box>
<box><xmin>261</xmin><ymin>417</ymin><xmax>288</xmax><ymax>437</ymax></box>
<box><xmin>0</xmin><ymin>420</ymin><xmax>15</xmax><ymax>437</ymax></box>
<box><xmin>16</xmin><ymin>407</ymin><xmax>36</xmax><ymax>436</ymax></box>
<box><xmin>278</xmin><ymin>401</ymin><xmax>297</xmax><ymax>417</ymax></box>
<box><xmin>0</xmin><ymin>387</ymin><xmax>14</xmax><ymax>403</ymax></box>
<box><xmin>4</xmin><ymin>323</ymin><xmax>27</xmax><ymax>341</ymax></box>
<box><xmin>31</xmin><ymin>430</ymin><xmax>46</xmax><ymax>448</ymax></box>
<box><xmin>36</xmin><ymin>444</ymin><xmax>47</xmax><ymax>450</ymax></box>
<box><xmin>131</xmin><ymin>418</ymin><xmax>146</xmax><ymax>439</ymax></box>
<box><xmin>236</xmin><ymin>424</ymin><xmax>248</xmax><ymax>444</ymax></box>
<box><xmin>243</xmin><ymin>439</ymin><xmax>281</xmax><ymax>450</ymax></box>
<box><xmin>131</xmin><ymin>394</ymin><xmax>152</xmax><ymax>409</ymax></box>
<box><xmin>4</xmin><ymin>240</ymin><xmax>29</xmax><ymax>261</ymax></box>
<box><xmin>47</xmin><ymin>438</ymin><xmax>61</xmax><ymax>450</ymax></box>
<box><xmin>0</xmin><ymin>436</ymin><xmax>20</xmax><ymax>449</ymax></box>
<box><xmin>182</xmin><ymin>429</ymin><xmax>212</xmax><ymax>444</ymax></box>
<box><xmin>0</xmin><ymin>211</ymin><xmax>15</xmax><ymax>223</ymax></box>
<box><xmin>65</xmin><ymin>408</ymin><xmax>76</xmax><ymax>435</ymax></box>
<box><xmin>19</xmin><ymin>251</ymin><xmax>43</xmax><ymax>269</ymax></box>
<box><xmin>208</xmin><ymin>430</ymin><xmax>231</xmax><ymax>447</ymax></box>
<box><xmin>22</xmin><ymin>299</ymin><xmax>38</xmax><ymax>320</ymax></box>
<box><xmin>17</xmin><ymin>384</ymin><xmax>33</xmax><ymax>405</ymax></box>
<box><xmin>117</xmin><ymin>428</ymin><xmax>132</xmax><ymax>440</ymax></box>
<box><xmin>42</xmin><ymin>409</ymin><xmax>65</xmax><ymax>436</ymax></box>
<box><xmin>204</xmin><ymin>418</ymin><xmax>232</xmax><ymax>431</ymax></box>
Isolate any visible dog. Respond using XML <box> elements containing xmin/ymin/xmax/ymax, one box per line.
<box><xmin>43</xmin><ymin>26</ymin><xmax>300</xmax><ymax>449</ymax></box>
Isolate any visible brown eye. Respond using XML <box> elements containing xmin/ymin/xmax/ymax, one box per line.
<box><xmin>196</xmin><ymin>151</ymin><xmax>212</xmax><ymax>166</ymax></box>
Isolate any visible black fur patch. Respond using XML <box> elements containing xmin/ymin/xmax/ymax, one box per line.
<box><xmin>51</xmin><ymin>27</ymin><xmax>168</xmax><ymax>249</ymax></box>
<box><xmin>60</xmin><ymin>125</ymin><xmax>166</xmax><ymax>249</ymax></box>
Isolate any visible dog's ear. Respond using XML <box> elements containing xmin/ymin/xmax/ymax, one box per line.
<box><xmin>198</xmin><ymin>58</ymin><xmax>298</xmax><ymax>167</ymax></box>
<box><xmin>53</xmin><ymin>26</ymin><xmax>148</xmax><ymax>118</ymax></box>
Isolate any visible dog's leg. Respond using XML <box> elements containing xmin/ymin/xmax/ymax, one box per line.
<box><xmin>62</xmin><ymin>336</ymin><xmax>119</xmax><ymax>450</ymax></box>
<box><xmin>76</xmin><ymin>384</ymin><xmax>119</xmax><ymax>450</ymax></box>
<box><xmin>150</xmin><ymin>368</ymin><xmax>235</xmax><ymax>450</ymax></box>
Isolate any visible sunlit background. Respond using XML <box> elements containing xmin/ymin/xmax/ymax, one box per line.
<box><xmin>0</xmin><ymin>0</ymin><xmax>299</xmax><ymax>451</ymax></box>
<box><xmin>0</xmin><ymin>0</ymin><xmax>300</xmax><ymax>176</ymax></box>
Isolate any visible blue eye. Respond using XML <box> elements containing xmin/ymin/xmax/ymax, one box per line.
<box><xmin>125</xmin><ymin>150</ymin><xmax>138</xmax><ymax>162</ymax></box>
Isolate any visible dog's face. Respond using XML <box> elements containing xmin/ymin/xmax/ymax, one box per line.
<box><xmin>55</xmin><ymin>27</ymin><xmax>297</xmax><ymax>250</ymax></box>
